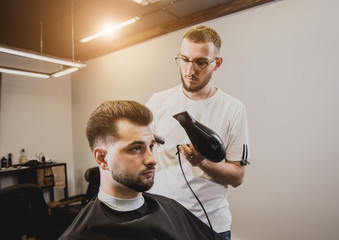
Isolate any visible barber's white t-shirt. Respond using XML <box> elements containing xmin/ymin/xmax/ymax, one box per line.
<box><xmin>146</xmin><ymin>85</ymin><xmax>250</xmax><ymax>233</ymax></box>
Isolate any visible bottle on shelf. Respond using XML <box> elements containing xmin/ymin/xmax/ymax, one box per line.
<box><xmin>1</xmin><ymin>157</ymin><xmax>7</xmax><ymax>168</ymax></box>
<box><xmin>7</xmin><ymin>153</ymin><xmax>13</xmax><ymax>167</ymax></box>
<box><xmin>19</xmin><ymin>149</ymin><xmax>28</xmax><ymax>164</ymax></box>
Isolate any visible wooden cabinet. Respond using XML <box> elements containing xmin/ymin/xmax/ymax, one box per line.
<box><xmin>0</xmin><ymin>162</ymin><xmax>68</xmax><ymax>201</ymax></box>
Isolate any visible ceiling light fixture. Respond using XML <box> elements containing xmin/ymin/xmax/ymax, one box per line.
<box><xmin>133</xmin><ymin>0</ymin><xmax>160</xmax><ymax>6</ymax></box>
<box><xmin>80</xmin><ymin>16</ymin><xmax>141</xmax><ymax>43</ymax></box>
<box><xmin>0</xmin><ymin>45</ymin><xmax>86</xmax><ymax>68</ymax></box>
<box><xmin>133</xmin><ymin>0</ymin><xmax>149</xmax><ymax>6</ymax></box>
<box><xmin>0</xmin><ymin>44</ymin><xmax>86</xmax><ymax>78</ymax></box>
<box><xmin>0</xmin><ymin>66</ymin><xmax>50</xmax><ymax>79</ymax></box>
<box><xmin>51</xmin><ymin>67</ymin><xmax>79</xmax><ymax>78</ymax></box>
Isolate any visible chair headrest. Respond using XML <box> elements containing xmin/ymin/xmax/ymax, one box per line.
<box><xmin>84</xmin><ymin>167</ymin><xmax>100</xmax><ymax>185</ymax></box>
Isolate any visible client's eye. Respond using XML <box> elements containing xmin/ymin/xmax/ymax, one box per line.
<box><xmin>149</xmin><ymin>144</ymin><xmax>154</xmax><ymax>152</ymax></box>
<box><xmin>133</xmin><ymin>146</ymin><xmax>142</xmax><ymax>151</ymax></box>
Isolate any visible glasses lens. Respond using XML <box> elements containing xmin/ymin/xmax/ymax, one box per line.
<box><xmin>194</xmin><ymin>60</ymin><xmax>208</xmax><ymax>70</ymax></box>
<box><xmin>175</xmin><ymin>57</ymin><xmax>214</xmax><ymax>70</ymax></box>
<box><xmin>175</xmin><ymin>57</ymin><xmax>182</xmax><ymax>67</ymax></box>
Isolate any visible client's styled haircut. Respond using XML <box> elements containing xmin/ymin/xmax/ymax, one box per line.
<box><xmin>86</xmin><ymin>100</ymin><xmax>153</xmax><ymax>151</ymax></box>
<box><xmin>183</xmin><ymin>25</ymin><xmax>222</xmax><ymax>53</ymax></box>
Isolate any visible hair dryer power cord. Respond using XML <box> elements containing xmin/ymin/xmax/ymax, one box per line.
<box><xmin>176</xmin><ymin>145</ymin><xmax>216</xmax><ymax>240</ymax></box>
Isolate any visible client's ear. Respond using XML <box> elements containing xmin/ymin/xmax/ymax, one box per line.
<box><xmin>93</xmin><ymin>148</ymin><xmax>108</xmax><ymax>170</ymax></box>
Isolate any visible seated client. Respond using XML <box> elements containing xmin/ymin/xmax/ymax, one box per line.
<box><xmin>59</xmin><ymin>100</ymin><xmax>224</xmax><ymax>240</ymax></box>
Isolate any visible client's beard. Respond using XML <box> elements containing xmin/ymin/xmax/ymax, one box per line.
<box><xmin>110</xmin><ymin>168</ymin><xmax>155</xmax><ymax>192</ymax></box>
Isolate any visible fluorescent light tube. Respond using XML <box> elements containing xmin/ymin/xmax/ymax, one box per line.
<box><xmin>133</xmin><ymin>0</ymin><xmax>160</xmax><ymax>6</ymax></box>
<box><xmin>133</xmin><ymin>0</ymin><xmax>149</xmax><ymax>6</ymax></box>
<box><xmin>80</xmin><ymin>16</ymin><xmax>140</xmax><ymax>43</ymax></box>
<box><xmin>51</xmin><ymin>67</ymin><xmax>79</xmax><ymax>77</ymax></box>
<box><xmin>0</xmin><ymin>67</ymin><xmax>50</xmax><ymax>78</ymax></box>
<box><xmin>0</xmin><ymin>45</ymin><xmax>86</xmax><ymax>68</ymax></box>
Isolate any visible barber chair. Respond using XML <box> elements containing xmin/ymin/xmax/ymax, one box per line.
<box><xmin>0</xmin><ymin>183</ymin><xmax>58</xmax><ymax>240</ymax></box>
<box><xmin>47</xmin><ymin>166</ymin><xmax>100</xmax><ymax>236</ymax></box>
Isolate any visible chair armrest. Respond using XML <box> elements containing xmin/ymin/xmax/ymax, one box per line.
<box><xmin>59</xmin><ymin>194</ymin><xmax>86</xmax><ymax>202</ymax></box>
<box><xmin>47</xmin><ymin>194</ymin><xmax>85</xmax><ymax>208</ymax></box>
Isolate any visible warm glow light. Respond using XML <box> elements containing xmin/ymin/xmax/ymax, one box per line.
<box><xmin>51</xmin><ymin>67</ymin><xmax>79</xmax><ymax>77</ymax></box>
<box><xmin>133</xmin><ymin>0</ymin><xmax>149</xmax><ymax>6</ymax></box>
<box><xmin>0</xmin><ymin>67</ymin><xmax>50</xmax><ymax>78</ymax></box>
<box><xmin>80</xmin><ymin>16</ymin><xmax>140</xmax><ymax>43</ymax></box>
<box><xmin>133</xmin><ymin>0</ymin><xmax>160</xmax><ymax>6</ymax></box>
<box><xmin>0</xmin><ymin>45</ymin><xmax>86</xmax><ymax>68</ymax></box>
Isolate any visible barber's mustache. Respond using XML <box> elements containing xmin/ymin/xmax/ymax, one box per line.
<box><xmin>184</xmin><ymin>74</ymin><xmax>198</xmax><ymax>80</ymax></box>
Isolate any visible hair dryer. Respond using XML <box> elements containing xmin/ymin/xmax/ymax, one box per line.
<box><xmin>173</xmin><ymin>111</ymin><xmax>226</xmax><ymax>163</ymax></box>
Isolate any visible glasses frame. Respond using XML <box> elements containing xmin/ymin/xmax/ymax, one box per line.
<box><xmin>175</xmin><ymin>55</ymin><xmax>218</xmax><ymax>71</ymax></box>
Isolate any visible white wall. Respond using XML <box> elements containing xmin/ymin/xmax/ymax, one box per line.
<box><xmin>72</xmin><ymin>0</ymin><xmax>338</xmax><ymax>239</ymax></box>
<box><xmin>0</xmin><ymin>72</ymin><xmax>75</xmax><ymax>198</ymax></box>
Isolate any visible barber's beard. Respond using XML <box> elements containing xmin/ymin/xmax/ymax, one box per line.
<box><xmin>180</xmin><ymin>70</ymin><xmax>213</xmax><ymax>93</ymax></box>
<box><xmin>110</xmin><ymin>166</ymin><xmax>154</xmax><ymax>192</ymax></box>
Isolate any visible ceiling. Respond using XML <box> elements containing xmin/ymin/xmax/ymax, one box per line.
<box><xmin>0</xmin><ymin>0</ymin><xmax>274</xmax><ymax>63</ymax></box>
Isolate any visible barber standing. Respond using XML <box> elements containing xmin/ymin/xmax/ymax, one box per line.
<box><xmin>146</xmin><ymin>25</ymin><xmax>250</xmax><ymax>240</ymax></box>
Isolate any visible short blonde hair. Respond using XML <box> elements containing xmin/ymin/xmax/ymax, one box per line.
<box><xmin>183</xmin><ymin>25</ymin><xmax>222</xmax><ymax>52</ymax></box>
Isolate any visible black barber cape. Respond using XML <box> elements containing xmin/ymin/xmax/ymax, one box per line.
<box><xmin>59</xmin><ymin>192</ymin><xmax>224</xmax><ymax>240</ymax></box>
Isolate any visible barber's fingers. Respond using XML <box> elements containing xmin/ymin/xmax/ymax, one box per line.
<box><xmin>179</xmin><ymin>143</ymin><xmax>200</xmax><ymax>158</ymax></box>
<box><xmin>189</xmin><ymin>145</ymin><xmax>200</xmax><ymax>156</ymax></box>
<box><xmin>184</xmin><ymin>143</ymin><xmax>201</xmax><ymax>156</ymax></box>
<box><xmin>178</xmin><ymin>144</ymin><xmax>191</xmax><ymax>159</ymax></box>
<box><xmin>178</xmin><ymin>144</ymin><xmax>204</xmax><ymax>167</ymax></box>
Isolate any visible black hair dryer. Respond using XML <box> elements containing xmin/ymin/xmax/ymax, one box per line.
<box><xmin>173</xmin><ymin>111</ymin><xmax>226</xmax><ymax>163</ymax></box>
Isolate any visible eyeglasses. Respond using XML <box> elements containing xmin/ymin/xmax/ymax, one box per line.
<box><xmin>175</xmin><ymin>55</ymin><xmax>218</xmax><ymax>71</ymax></box>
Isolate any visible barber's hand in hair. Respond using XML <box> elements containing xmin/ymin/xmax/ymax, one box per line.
<box><xmin>179</xmin><ymin>143</ymin><xmax>205</xmax><ymax>167</ymax></box>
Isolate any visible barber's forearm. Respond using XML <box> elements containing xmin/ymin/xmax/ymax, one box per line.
<box><xmin>198</xmin><ymin>160</ymin><xmax>245</xmax><ymax>188</ymax></box>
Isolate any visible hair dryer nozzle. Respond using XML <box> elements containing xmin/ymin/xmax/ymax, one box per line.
<box><xmin>173</xmin><ymin>111</ymin><xmax>226</xmax><ymax>162</ymax></box>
